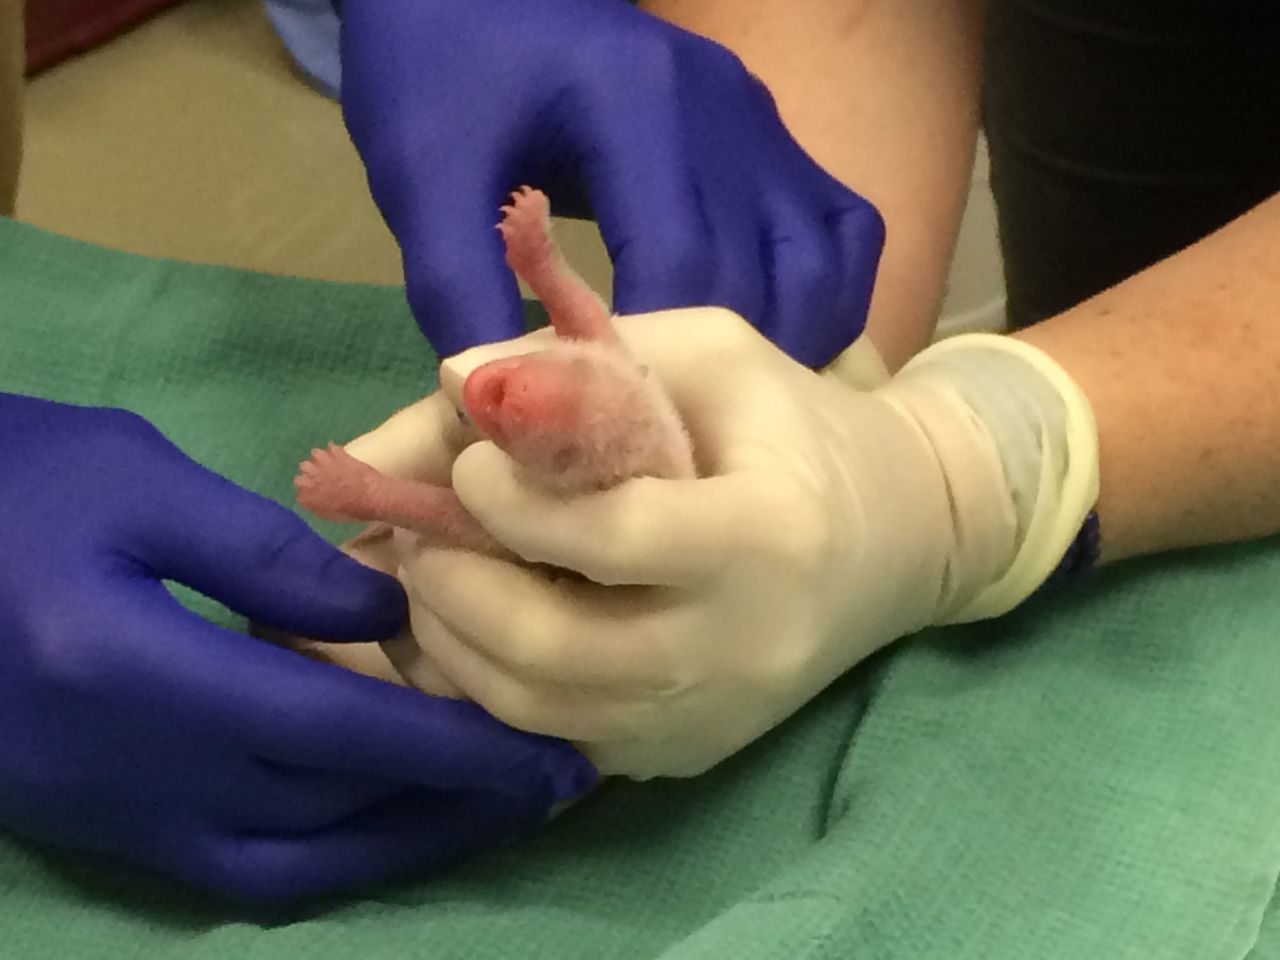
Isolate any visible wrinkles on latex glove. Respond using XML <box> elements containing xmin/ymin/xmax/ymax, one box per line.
<box><xmin>0</xmin><ymin>394</ymin><xmax>595</xmax><ymax>902</ymax></box>
<box><xmin>339</xmin><ymin>0</ymin><xmax>884</xmax><ymax>365</ymax></box>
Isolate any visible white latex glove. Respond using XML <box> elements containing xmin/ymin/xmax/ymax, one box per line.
<box><xmin>349</xmin><ymin>308</ymin><xmax>1098</xmax><ymax>779</ymax></box>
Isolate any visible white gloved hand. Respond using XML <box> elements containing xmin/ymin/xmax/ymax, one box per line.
<box><xmin>350</xmin><ymin>308</ymin><xmax>1098</xmax><ymax>779</ymax></box>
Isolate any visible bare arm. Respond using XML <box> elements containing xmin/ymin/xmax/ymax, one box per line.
<box><xmin>640</xmin><ymin>0</ymin><xmax>986</xmax><ymax>371</ymax></box>
<box><xmin>1016</xmin><ymin>193</ymin><xmax>1280</xmax><ymax>563</ymax></box>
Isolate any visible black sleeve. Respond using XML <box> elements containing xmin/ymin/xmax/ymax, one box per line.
<box><xmin>981</xmin><ymin>0</ymin><xmax>1280</xmax><ymax>328</ymax></box>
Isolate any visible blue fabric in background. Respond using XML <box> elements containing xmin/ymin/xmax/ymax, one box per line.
<box><xmin>262</xmin><ymin>0</ymin><xmax>341</xmax><ymax>99</ymax></box>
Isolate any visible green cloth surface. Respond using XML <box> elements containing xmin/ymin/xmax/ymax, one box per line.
<box><xmin>2</xmin><ymin>216</ymin><xmax>1279</xmax><ymax>958</ymax></box>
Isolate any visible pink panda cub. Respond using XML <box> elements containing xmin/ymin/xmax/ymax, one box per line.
<box><xmin>295</xmin><ymin>185</ymin><xmax>696</xmax><ymax>570</ymax></box>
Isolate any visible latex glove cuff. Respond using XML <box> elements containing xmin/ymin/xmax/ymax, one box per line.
<box><xmin>883</xmin><ymin>333</ymin><xmax>1101</xmax><ymax>625</ymax></box>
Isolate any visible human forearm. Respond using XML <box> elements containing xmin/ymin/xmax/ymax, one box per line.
<box><xmin>1016</xmin><ymin>192</ymin><xmax>1280</xmax><ymax>563</ymax></box>
<box><xmin>641</xmin><ymin>0</ymin><xmax>985</xmax><ymax>370</ymax></box>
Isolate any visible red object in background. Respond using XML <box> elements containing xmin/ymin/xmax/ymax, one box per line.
<box><xmin>25</xmin><ymin>0</ymin><xmax>188</xmax><ymax>75</ymax></box>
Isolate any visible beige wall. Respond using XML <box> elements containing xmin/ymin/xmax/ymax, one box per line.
<box><xmin>0</xmin><ymin>0</ymin><xmax>22</xmax><ymax>216</ymax></box>
<box><xmin>13</xmin><ymin>0</ymin><xmax>613</xmax><ymax>298</ymax></box>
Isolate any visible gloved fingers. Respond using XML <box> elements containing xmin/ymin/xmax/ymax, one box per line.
<box><xmin>335</xmin><ymin>5</ymin><xmax>526</xmax><ymax>355</ymax></box>
<box><xmin>452</xmin><ymin>442</ymin><xmax>761</xmax><ymax>586</ymax></box>
<box><xmin>569</xmin><ymin>96</ymin><xmax>715</xmax><ymax>314</ymax></box>
<box><xmin>399</xmin><ymin>545</ymin><xmax>689</xmax><ymax>689</ymax></box>
<box><xmin>187</xmin><ymin>787</ymin><xmax>552</xmax><ymax>904</ymax></box>
<box><xmin>402</xmin><ymin>600</ymin><xmax>661</xmax><ymax>744</ymax></box>
<box><xmin>213</xmin><ymin>761</ymin><xmax>409</xmax><ymax>835</ymax></box>
<box><xmin>820</xmin><ymin>189</ymin><xmax>886</xmax><ymax>363</ymax></box>
<box><xmin>757</xmin><ymin>200</ymin><xmax>847</xmax><ymax>369</ymax></box>
<box><xmin>685</xmin><ymin>159</ymin><xmax>766</xmax><ymax>325</ymax></box>
<box><xmin>396</xmin><ymin>182</ymin><xmax>530</xmax><ymax>357</ymax></box>
<box><xmin>125</xmin><ymin>456</ymin><xmax>407</xmax><ymax>642</ymax></box>
<box><xmin>342</xmin><ymin>388</ymin><xmax>474</xmax><ymax>485</ymax></box>
<box><xmin>129</xmin><ymin>592</ymin><xmax>594</xmax><ymax>801</ymax></box>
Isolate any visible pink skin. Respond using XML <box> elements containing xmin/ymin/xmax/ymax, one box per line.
<box><xmin>296</xmin><ymin>444</ymin><xmax>507</xmax><ymax>556</ymax></box>
<box><xmin>496</xmin><ymin>186</ymin><xmax>619</xmax><ymax>345</ymax></box>
<box><xmin>294</xmin><ymin>186</ymin><xmax>694</xmax><ymax>555</ymax></box>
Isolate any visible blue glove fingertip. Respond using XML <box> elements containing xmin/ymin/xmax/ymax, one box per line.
<box><xmin>315</xmin><ymin>557</ymin><xmax>410</xmax><ymax>641</ymax></box>
<box><xmin>552</xmin><ymin>752</ymin><xmax>601</xmax><ymax>801</ymax></box>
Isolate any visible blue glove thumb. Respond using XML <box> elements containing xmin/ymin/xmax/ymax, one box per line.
<box><xmin>35</xmin><ymin>401</ymin><xmax>409</xmax><ymax>641</ymax></box>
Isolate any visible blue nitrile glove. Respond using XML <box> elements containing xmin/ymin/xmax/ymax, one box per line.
<box><xmin>0</xmin><ymin>394</ymin><xmax>596</xmax><ymax>903</ymax></box>
<box><xmin>338</xmin><ymin>0</ymin><xmax>885</xmax><ymax>368</ymax></box>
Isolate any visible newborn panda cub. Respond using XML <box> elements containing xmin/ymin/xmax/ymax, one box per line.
<box><xmin>284</xmin><ymin>187</ymin><xmax>696</xmax><ymax>695</ymax></box>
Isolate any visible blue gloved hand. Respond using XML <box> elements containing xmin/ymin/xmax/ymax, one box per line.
<box><xmin>0</xmin><ymin>394</ymin><xmax>595</xmax><ymax>903</ymax></box>
<box><xmin>338</xmin><ymin>0</ymin><xmax>885</xmax><ymax>368</ymax></box>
